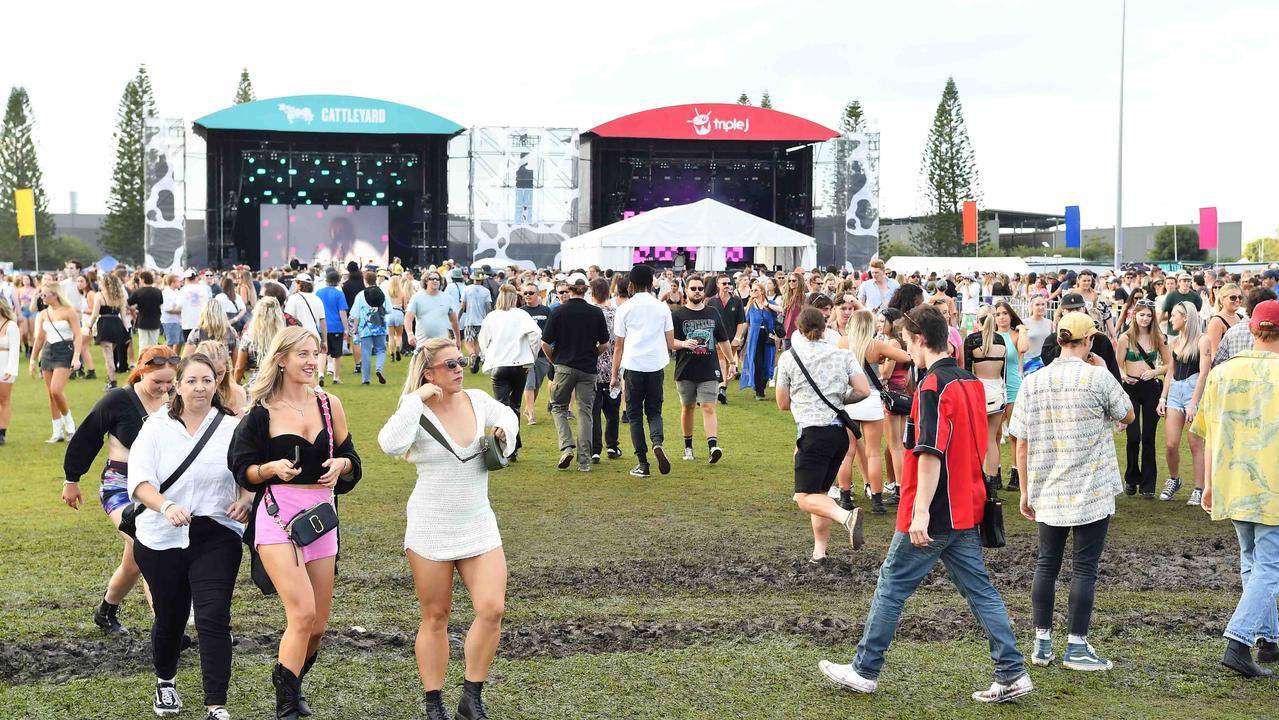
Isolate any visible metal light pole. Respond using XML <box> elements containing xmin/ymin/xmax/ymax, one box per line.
<box><xmin>1114</xmin><ymin>0</ymin><xmax>1127</xmax><ymax>270</ymax></box>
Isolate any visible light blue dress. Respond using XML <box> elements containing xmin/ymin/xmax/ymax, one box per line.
<box><xmin>998</xmin><ymin>330</ymin><xmax>1023</xmax><ymax>403</ymax></box>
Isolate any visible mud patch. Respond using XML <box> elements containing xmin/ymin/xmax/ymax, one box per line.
<box><xmin>0</xmin><ymin>607</ymin><xmax>1234</xmax><ymax>686</ymax></box>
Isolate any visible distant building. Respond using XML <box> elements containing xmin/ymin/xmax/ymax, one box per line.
<box><xmin>882</xmin><ymin>209</ymin><xmax>1243</xmax><ymax>263</ymax></box>
<box><xmin>53</xmin><ymin>212</ymin><xmax>106</xmax><ymax>252</ymax></box>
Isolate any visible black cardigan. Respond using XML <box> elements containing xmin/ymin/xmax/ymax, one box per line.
<box><xmin>64</xmin><ymin>386</ymin><xmax>149</xmax><ymax>482</ymax></box>
<box><xmin>227</xmin><ymin>399</ymin><xmax>362</xmax><ymax>594</ymax></box>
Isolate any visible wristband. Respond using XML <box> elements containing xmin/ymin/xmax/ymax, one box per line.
<box><xmin>63</xmin><ymin>480</ymin><xmax>79</xmax><ymax>485</ymax></box>
<box><xmin>160</xmin><ymin>500</ymin><xmax>175</xmax><ymax>514</ymax></box>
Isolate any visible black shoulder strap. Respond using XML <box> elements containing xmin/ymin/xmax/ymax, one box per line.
<box><xmin>864</xmin><ymin>360</ymin><xmax>885</xmax><ymax>392</ymax></box>
<box><xmin>1134</xmin><ymin>339</ymin><xmax>1158</xmax><ymax>371</ymax></box>
<box><xmin>159</xmin><ymin>412</ymin><xmax>226</xmax><ymax>494</ymax></box>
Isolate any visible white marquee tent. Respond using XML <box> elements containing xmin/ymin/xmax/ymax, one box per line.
<box><xmin>884</xmin><ymin>255</ymin><xmax>1032</xmax><ymax>277</ymax></box>
<box><xmin>559</xmin><ymin>199</ymin><xmax>818</xmax><ymax>271</ymax></box>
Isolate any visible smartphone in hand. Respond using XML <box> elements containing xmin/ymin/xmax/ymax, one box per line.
<box><xmin>292</xmin><ymin>445</ymin><xmax>302</xmax><ymax>469</ymax></box>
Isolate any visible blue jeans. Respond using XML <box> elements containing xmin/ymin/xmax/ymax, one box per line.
<box><xmin>1225</xmin><ymin>521</ymin><xmax>1279</xmax><ymax>646</ymax></box>
<box><xmin>162</xmin><ymin>322</ymin><xmax>184</xmax><ymax>347</ymax></box>
<box><xmin>359</xmin><ymin>335</ymin><xmax>387</xmax><ymax>383</ymax></box>
<box><xmin>853</xmin><ymin>529</ymin><xmax>1026</xmax><ymax>684</ymax></box>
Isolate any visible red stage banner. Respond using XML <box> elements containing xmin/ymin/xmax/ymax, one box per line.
<box><xmin>1199</xmin><ymin>207</ymin><xmax>1218</xmax><ymax>250</ymax></box>
<box><xmin>587</xmin><ymin>104</ymin><xmax>840</xmax><ymax>142</ymax></box>
<box><xmin>963</xmin><ymin>201</ymin><xmax>977</xmax><ymax>245</ymax></box>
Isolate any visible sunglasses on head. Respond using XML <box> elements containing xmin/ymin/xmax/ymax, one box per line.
<box><xmin>1135</xmin><ymin>299</ymin><xmax>1156</xmax><ymax>308</ymax></box>
<box><xmin>144</xmin><ymin>355</ymin><xmax>181</xmax><ymax>367</ymax></box>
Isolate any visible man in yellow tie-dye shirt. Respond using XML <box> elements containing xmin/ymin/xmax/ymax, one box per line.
<box><xmin>1192</xmin><ymin>300</ymin><xmax>1279</xmax><ymax>678</ymax></box>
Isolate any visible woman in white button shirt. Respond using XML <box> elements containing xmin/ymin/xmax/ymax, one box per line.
<box><xmin>128</xmin><ymin>353</ymin><xmax>250</xmax><ymax>719</ymax></box>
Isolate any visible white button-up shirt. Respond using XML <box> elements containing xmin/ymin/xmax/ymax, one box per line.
<box><xmin>127</xmin><ymin>408</ymin><xmax>243</xmax><ymax>550</ymax></box>
<box><xmin>614</xmin><ymin>292</ymin><xmax>673</xmax><ymax>373</ymax></box>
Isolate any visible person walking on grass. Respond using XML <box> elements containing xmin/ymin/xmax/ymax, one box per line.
<box><xmin>1157</xmin><ymin>301</ymin><xmax>1211</xmax><ymax>505</ymax></box>
<box><xmin>519</xmin><ymin>281</ymin><xmax>553</xmax><ymax>426</ymax></box>
<box><xmin>1010</xmin><ymin>312</ymin><xmax>1134</xmax><ymax>672</ymax></box>
<box><xmin>776</xmin><ymin>307</ymin><xmax>869</xmax><ymax>564</ymax></box>
<box><xmin>460</xmin><ymin>273</ymin><xmax>493</xmax><ymax>373</ymax></box>
<box><xmin>0</xmin><ymin>298</ymin><xmax>17</xmax><ymax>446</ymax></box>
<box><xmin>589</xmin><ymin>278</ymin><xmax>623</xmax><ymax>463</ymax></box>
<box><xmin>315</xmin><ymin>269</ymin><xmax>350</xmax><ymax>385</ymax></box>
<box><xmin>611</xmin><ymin>264</ymin><xmax>679</xmax><ymax>477</ymax></box>
<box><xmin>542</xmin><ymin>275</ymin><xmax>610</xmax><ymax>473</ymax></box>
<box><xmin>378</xmin><ymin>339</ymin><xmax>518</xmax><ymax>720</ymax></box>
<box><xmin>29</xmin><ymin>280</ymin><xmax>83</xmax><ymax>442</ymax></box>
<box><xmin>1193</xmin><ymin>299</ymin><xmax>1279</xmax><ymax>678</ymax></box>
<box><xmin>820</xmin><ymin>304</ymin><xmax>1033</xmax><ymax>704</ymax></box>
<box><xmin>671</xmin><ymin>273</ymin><xmax>732</xmax><ymax>464</ymax></box>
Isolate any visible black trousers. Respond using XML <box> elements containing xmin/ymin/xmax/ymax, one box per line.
<box><xmin>1031</xmin><ymin>516</ymin><xmax>1111</xmax><ymax>637</ymax></box>
<box><xmin>134</xmin><ymin>517</ymin><xmax>243</xmax><ymax>706</ymax></box>
<box><xmin>752</xmin><ymin>336</ymin><xmax>769</xmax><ymax>399</ymax></box>
<box><xmin>1123</xmin><ymin>379</ymin><xmax>1161</xmax><ymax>494</ymax></box>
<box><xmin>492</xmin><ymin>365</ymin><xmax>527</xmax><ymax>452</ymax></box>
<box><xmin>591</xmin><ymin>381</ymin><xmax>620</xmax><ymax>454</ymax></box>
<box><xmin>623</xmin><ymin>369</ymin><xmax>665</xmax><ymax>460</ymax></box>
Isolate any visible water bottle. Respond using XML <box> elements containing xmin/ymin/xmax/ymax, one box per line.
<box><xmin>610</xmin><ymin>385</ymin><xmax>621</xmax><ymax>400</ymax></box>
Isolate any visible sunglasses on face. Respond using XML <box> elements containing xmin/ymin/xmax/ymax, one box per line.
<box><xmin>429</xmin><ymin>358</ymin><xmax>466</xmax><ymax>372</ymax></box>
<box><xmin>427</xmin><ymin>276</ymin><xmax>441</xmax><ymax>282</ymax></box>
<box><xmin>557</xmin><ymin>290</ymin><xmax>569</xmax><ymax>295</ymax></box>
<box><xmin>522</xmin><ymin>291</ymin><xmax>536</xmax><ymax>296</ymax></box>
<box><xmin>1226</xmin><ymin>294</ymin><xmax>1241</xmax><ymax>301</ymax></box>
<box><xmin>144</xmin><ymin>356</ymin><xmax>181</xmax><ymax>367</ymax></box>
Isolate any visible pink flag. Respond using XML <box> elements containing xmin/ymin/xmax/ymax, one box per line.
<box><xmin>1199</xmin><ymin>207</ymin><xmax>1218</xmax><ymax>250</ymax></box>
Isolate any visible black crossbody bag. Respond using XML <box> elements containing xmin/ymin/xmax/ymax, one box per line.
<box><xmin>118</xmin><ymin>412</ymin><xmax>225</xmax><ymax>539</ymax></box>
<box><xmin>789</xmin><ymin>349</ymin><xmax>862</xmax><ymax>440</ymax></box>
<box><xmin>865</xmin><ymin>360</ymin><xmax>912</xmax><ymax>416</ymax></box>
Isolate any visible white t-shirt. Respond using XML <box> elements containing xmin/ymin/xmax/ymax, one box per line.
<box><xmin>614</xmin><ymin>291</ymin><xmax>673</xmax><ymax>373</ymax></box>
<box><xmin>161</xmin><ymin>287</ymin><xmax>183</xmax><ymax>324</ymax></box>
<box><xmin>285</xmin><ymin>292</ymin><xmax>326</xmax><ymax>338</ymax></box>
<box><xmin>179</xmin><ymin>282</ymin><xmax>212</xmax><ymax>330</ymax></box>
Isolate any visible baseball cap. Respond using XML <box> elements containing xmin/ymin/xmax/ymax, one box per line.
<box><xmin>1060</xmin><ymin>292</ymin><xmax>1086</xmax><ymax>309</ymax></box>
<box><xmin>1262</xmin><ymin>269</ymin><xmax>1279</xmax><ymax>282</ymax></box>
<box><xmin>295</xmin><ymin>272</ymin><xmax>313</xmax><ymax>284</ymax></box>
<box><xmin>1058</xmin><ymin>312</ymin><xmax>1099</xmax><ymax>343</ymax></box>
<box><xmin>184</xmin><ymin>269</ymin><xmax>197</xmax><ymax>279</ymax></box>
<box><xmin>566</xmin><ymin>272</ymin><xmax>588</xmax><ymax>287</ymax></box>
<box><xmin>1249</xmin><ymin>300</ymin><xmax>1279</xmax><ymax>333</ymax></box>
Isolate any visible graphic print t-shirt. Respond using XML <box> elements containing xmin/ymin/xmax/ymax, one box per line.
<box><xmin>671</xmin><ymin>306</ymin><xmax>729</xmax><ymax>383</ymax></box>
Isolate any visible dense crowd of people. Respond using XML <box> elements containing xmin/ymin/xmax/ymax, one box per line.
<box><xmin>0</xmin><ymin>254</ymin><xmax>1276</xmax><ymax>717</ymax></box>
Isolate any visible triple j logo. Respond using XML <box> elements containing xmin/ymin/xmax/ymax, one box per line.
<box><xmin>686</xmin><ymin>107</ymin><xmax>750</xmax><ymax>136</ymax></box>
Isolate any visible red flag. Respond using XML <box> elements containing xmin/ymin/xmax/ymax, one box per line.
<box><xmin>1199</xmin><ymin>207</ymin><xmax>1218</xmax><ymax>250</ymax></box>
<box><xmin>963</xmin><ymin>201</ymin><xmax>977</xmax><ymax>245</ymax></box>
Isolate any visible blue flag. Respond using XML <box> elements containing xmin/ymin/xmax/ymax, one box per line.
<box><xmin>1065</xmin><ymin>206</ymin><xmax>1081</xmax><ymax>249</ymax></box>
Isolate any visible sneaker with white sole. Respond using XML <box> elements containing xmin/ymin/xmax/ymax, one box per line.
<box><xmin>204</xmin><ymin>708</ymin><xmax>231</xmax><ymax>720</ymax></box>
<box><xmin>709</xmin><ymin>446</ymin><xmax>723</xmax><ymax>464</ymax></box>
<box><xmin>1186</xmin><ymin>487</ymin><xmax>1204</xmax><ymax>506</ymax></box>
<box><xmin>1159</xmin><ymin>476</ymin><xmax>1182</xmax><ymax>501</ymax></box>
<box><xmin>1063</xmin><ymin>640</ymin><xmax>1114</xmax><ymax>671</ymax></box>
<box><xmin>818</xmin><ymin>660</ymin><xmax>877</xmax><ymax>693</ymax></box>
<box><xmin>972</xmin><ymin>673</ymin><xmax>1034</xmax><ymax>703</ymax></box>
<box><xmin>1030</xmin><ymin>638</ymin><xmax>1054</xmax><ymax>666</ymax></box>
<box><xmin>682</xmin><ymin>447</ymin><xmax>694</xmax><ymax>461</ymax></box>
<box><xmin>153</xmin><ymin>680</ymin><xmax>182</xmax><ymax>716</ymax></box>
<box><xmin>557</xmin><ymin>450</ymin><xmax>574</xmax><ymax>469</ymax></box>
<box><xmin>843</xmin><ymin>507</ymin><xmax>865</xmax><ymax>551</ymax></box>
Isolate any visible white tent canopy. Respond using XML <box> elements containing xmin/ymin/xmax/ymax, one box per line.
<box><xmin>884</xmin><ymin>256</ymin><xmax>1032</xmax><ymax>277</ymax></box>
<box><xmin>559</xmin><ymin>198</ymin><xmax>817</xmax><ymax>271</ymax></box>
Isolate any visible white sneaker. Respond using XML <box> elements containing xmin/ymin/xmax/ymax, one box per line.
<box><xmin>205</xmin><ymin>708</ymin><xmax>231</xmax><ymax>720</ymax></box>
<box><xmin>682</xmin><ymin>447</ymin><xmax>695</xmax><ymax>461</ymax></box>
<box><xmin>1186</xmin><ymin>488</ymin><xmax>1204</xmax><ymax>507</ymax></box>
<box><xmin>63</xmin><ymin>416</ymin><xmax>76</xmax><ymax>436</ymax></box>
<box><xmin>46</xmin><ymin>429</ymin><xmax>66</xmax><ymax>443</ymax></box>
<box><xmin>153</xmin><ymin>680</ymin><xmax>182</xmax><ymax>716</ymax></box>
<box><xmin>972</xmin><ymin>673</ymin><xmax>1034</xmax><ymax>703</ymax></box>
<box><xmin>818</xmin><ymin>660</ymin><xmax>877</xmax><ymax>693</ymax></box>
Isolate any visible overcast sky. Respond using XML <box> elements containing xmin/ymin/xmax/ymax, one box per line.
<box><xmin>3</xmin><ymin>0</ymin><xmax>1275</xmax><ymax>242</ymax></box>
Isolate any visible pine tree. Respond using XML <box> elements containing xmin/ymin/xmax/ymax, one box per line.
<box><xmin>759</xmin><ymin>91</ymin><xmax>772</xmax><ymax>109</ymax></box>
<box><xmin>915</xmin><ymin>77</ymin><xmax>980</xmax><ymax>256</ymax></box>
<box><xmin>840</xmin><ymin>101</ymin><xmax>866</xmax><ymax>133</ymax></box>
<box><xmin>101</xmin><ymin>65</ymin><xmax>157</xmax><ymax>263</ymax></box>
<box><xmin>0</xmin><ymin>87</ymin><xmax>56</xmax><ymax>267</ymax></box>
<box><xmin>234</xmin><ymin>68</ymin><xmax>256</xmax><ymax>105</ymax></box>
<box><xmin>736</xmin><ymin>92</ymin><xmax>751</xmax><ymax>105</ymax></box>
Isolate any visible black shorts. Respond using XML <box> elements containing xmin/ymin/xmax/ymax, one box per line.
<box><xmin>326</xmin><ymin>332</ymin><xmax>345</xmax><ymax>358</ymax></box>
<box><xmin>40</xmin><ymin>340</ymin><xmax>74</xmax><ymax>372</ymax></box>
<box><xmin>793</xmin><ymin>425</ymin><xmax>851</xmax><ymax>494</ymax></box>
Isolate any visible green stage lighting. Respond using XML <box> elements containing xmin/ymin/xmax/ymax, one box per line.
<box><xmin>375</xmin><ymin>192</ymin><xmax>385</xmax><ymax>199</ymax></box>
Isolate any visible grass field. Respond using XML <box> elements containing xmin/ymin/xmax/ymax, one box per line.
<box><xmin>0</xmin><ymin>345</ymin><xmax>1274</xmax><ymax>719</ymax></box>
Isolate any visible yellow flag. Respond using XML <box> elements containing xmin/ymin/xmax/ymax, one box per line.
<box><xmin>14</xmin><ymin>188</ymin><xmax>36</xmax><ymax>237</ymax></box>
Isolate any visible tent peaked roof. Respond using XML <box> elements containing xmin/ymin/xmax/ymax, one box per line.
<box><xmin>563</xmin><ymin>199</ymin><xmax>815</xmax><ymax>249</ymax></box>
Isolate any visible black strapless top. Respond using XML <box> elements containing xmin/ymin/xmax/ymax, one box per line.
<box><xmin>267</xmin><ymin>425</ymin><xmax>330</xmax><ymax>485</ymax></box>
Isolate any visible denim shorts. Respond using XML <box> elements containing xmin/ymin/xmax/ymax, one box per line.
<box><xmin>162</xmin><ymin>322</ymin><xmax>184</xmax><ymax>346</ymax></box>
<box><xmin>99</xmin><ymin>461</ymin><xmax>132</xmax><ymax>515</ymax></box>
<box><xmin>1166</xmin><ymin>374</ymin><xmax>1198</xmax><ymax>412</ymax></box>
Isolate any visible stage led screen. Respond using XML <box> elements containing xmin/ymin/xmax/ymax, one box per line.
<box><xmin>259</xmin><ymin>206</ymin><xmax>389</xmax><ymax>266</ymax></box>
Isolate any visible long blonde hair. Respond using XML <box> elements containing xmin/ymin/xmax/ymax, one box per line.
<box><xmin>197</xmin><ymin>298</ymin><xmax>231</xmax><ymax>345</ymax></box>
<box><xmin>975</xmin><ymin>304</ymin><xmax>997</xmax><ymax>357</ymax></box>
<box><xmin>495</xmin><ymin>284</ymin><xmax>518</xmax><ymax>311</ymax></box>
<box><xmin>41</xmin><ymin>279</ymin><xmax>71</xmax><ymax>308</ymax></box>
<box><xmin>249</xmin><ymin>326</ymin><xmax>321</xmax><ymax>406</ymax></box>
<box><xmin>844</xmin><ymin>309</ymin><xmax>876</xmax><ymax>365</ymax></box>
<box><xmin>100</xmin><ymin>273</ymin><xmax>127</xmax><ymax>309</ymax></box>
<box><xmin>401</xmin><ymin>338</ymin><xmax>456</xmax><ymax>396</ymax></box>
<box><xmin>246</xmin><ymin>296</ymin><xmax>284</xmax><ymax>356</ymax></box>
<box><xmin>194</xmin><ymin>340</ymin><xmax>234</xmax><ymax>408</ymax></box>
<box><xmin>1171</xmin><ymin>301</ymin><xmax>1202</xmax><ymax>362</ymax></box>
<box><xmin>0</xmin><ymin>297</ymin><xmax>13</xmax><ymax>324</ymax></box>
<box><xmin>1215</xmin><ymin>282</ymin><xmax>1241</xmax><ymax>312</ymax></box>
<box><xmin>237</xmin><ymin>269</ymin><xmax>258</xmax><ymax>307</ymax></box>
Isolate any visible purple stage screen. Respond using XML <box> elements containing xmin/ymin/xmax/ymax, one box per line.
<box><xmin>259</xmin><ymin>205</ymin><xmax>389</xmax><ymax>266</ymax></box>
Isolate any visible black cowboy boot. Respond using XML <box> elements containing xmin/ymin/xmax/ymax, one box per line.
<box><xmin>456</xmin><ymin>680</ymin><xmax>489</xmax><ymax>720</ymax></box>
<box><xmin>423</xmin><ymin>689</ymin><xmax>451</xmax><ymax>720</ymax></box>
<box><xmin>1258</xmin><ymin>639</ymin><xmax>1279</xmax><ymax>663</ymax></box>
<box><xmin>1222</xmin><ymin>639</ymin><xmax>1274</xmax><ymax>678</ymax></box>
<box><xmin>1006</xmin><ymin>466</ymin><xmax>1020</xmax><ymax>492</ymax></box>
<box><xmin>296</xmin><ymin>651</ymin><xmax>318</xmax><ymax>716</ymax></box>
<box><xmin>272</xmin><ymin>663</ymin><xmax>303</xmax><ymax>720</ymax></box>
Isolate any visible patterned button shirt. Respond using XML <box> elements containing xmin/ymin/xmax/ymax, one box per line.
<box><xmin>1192</xmin><ymin>350</ymin><xmax>1279</xmax><ymax>525</ymax></box>
<box><xmin>1211</xmin><ymin>319</ymin><xmax>1253</xmax><ymax>368</ymax></box>
<box><xmin>776</xmin><ymin>336</ymin><xmax>862</xmax><ymax>429</ymax></box>
<box><xmin>1008</xmin><ymin>356</ymin><xmax>1133</xmax><ymax>527</ymax></box>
